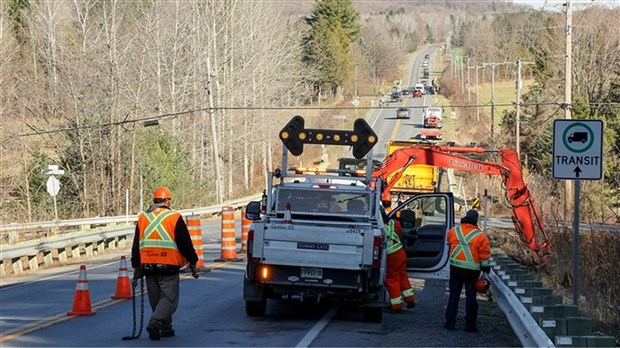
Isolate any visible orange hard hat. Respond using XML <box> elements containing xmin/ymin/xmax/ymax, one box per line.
<box><xmin>475</xmin><ymin>278</ymin><xmax>489</xmax><ymax>293</ymax></box>
<box><xmin>153</xmin><ymin>186</ymin><xmax>171</xmax><ymax>200</ymax></box>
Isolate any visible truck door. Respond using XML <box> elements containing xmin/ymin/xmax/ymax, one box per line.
<box><xmin>388</xmin><ymin>193</ymin><xmax>454</xmax><ymax>279</ymax></box>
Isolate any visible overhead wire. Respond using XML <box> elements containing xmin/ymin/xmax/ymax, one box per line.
<box><xmin>16</xmin><ymin>101</ymin><xmax>619</xmax><ymax>137</ymax></box>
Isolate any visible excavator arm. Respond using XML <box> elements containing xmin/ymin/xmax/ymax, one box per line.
<box><xmin>373</xmin><ymin>145</ymin><xmax>551</xmax><ymax>267</ymax></box>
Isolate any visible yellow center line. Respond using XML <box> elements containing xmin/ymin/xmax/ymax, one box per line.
<box><xmin>389</xmin><ymin>97</ymin><xmax>411</xmax><ymax>141</ymax></box>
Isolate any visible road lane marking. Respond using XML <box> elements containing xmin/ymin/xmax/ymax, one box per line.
<box><xmin>390</xmin><ymin>118</ymin><xmax>401</xmax><ymax>141</ymax></box>
<box><xmin>0</xmin><ymin>260</ymin><xmax>119</xmax><ymax>291</ymax></box>
<box><xmin>294</xmin><ymin>304</ymin><xmax>339</xmax><ymax>348</ymax></box>
<box><xmin>0</xmin><ymin>261</ymin><xmax>236</xmax><ymax>343</ymax></box>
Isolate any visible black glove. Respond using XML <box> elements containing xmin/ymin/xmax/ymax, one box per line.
<box><xmin>481</xmin><ymin>266</ymin><xmax>491</xmax><ymax>274</ymax></box>
<box><xmin>132</xmin><ymin>267</ymin><xmax>144</xmax><ymax>284</ymax></box>
<box><xmin>189</xmin><ymin>264</ymin><xmax>199</xmax><ymax>279</ymax></box>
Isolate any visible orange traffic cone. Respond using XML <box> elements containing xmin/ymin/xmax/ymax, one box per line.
<box><xmin>67</xmin><ymin>265</ymin><xmax>95</xmax><ymax>316</ymax></box>
<box><xmin>111</xmin><ymin>256</ymin><xmax>132</xmax><ymax>299</ymax></box>
<box><xmin>283</xmin><ymin>203</ymin><xmax>292</xmax><ymax>224</ymax></box>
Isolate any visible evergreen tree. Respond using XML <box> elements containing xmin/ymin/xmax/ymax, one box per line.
<box><xmin>306</xmin><ymin>0</ymin><xmax>361</xmax><ymax>45</ymax></box>
<box><xmin>303</xmin><ymin>0</ymin><xmax>360</xmax><ymax>96</ymax></box>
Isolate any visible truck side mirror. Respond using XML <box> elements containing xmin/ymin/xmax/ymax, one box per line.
<box><xmin>246</xmin><ymin>201</ymin><xmax>262</xmax><ymax>220</ymax></box>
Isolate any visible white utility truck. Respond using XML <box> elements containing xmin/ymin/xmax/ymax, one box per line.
<box><xmin>243</xmin><ymin>116</ymin><xmax>388</xmax><ymax>322</ymax></box>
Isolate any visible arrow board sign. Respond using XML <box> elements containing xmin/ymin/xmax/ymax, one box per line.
<box><xmin>552</xmin><ymin>120</ymin><xmax>603</xmax><ymax>180</ymax></box>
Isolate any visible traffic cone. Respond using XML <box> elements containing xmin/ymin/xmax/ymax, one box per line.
<box><xmin>283</xmin><ymin>203</ymin><xmax>292</xmax><ymax>224</ymax></box>
<box><xmin>111</xmin><ymin>256</ymin><xmax>132</xmax><ymax>299</ymax></box>
<box><xmin>67</xmin><ymin>265</ymin><xmax>95</xmax><ymax>316</ymax></box>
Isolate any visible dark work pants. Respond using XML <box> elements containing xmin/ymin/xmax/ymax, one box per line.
<box><xmin>445</xmin><ymin>276</ymin><xmax>478</xmax><ymax>329</ymax></box>
<box><xmin>146</xmin><ymin>274</ymin><xmax>180</xmax><ymax>331</ymax></box>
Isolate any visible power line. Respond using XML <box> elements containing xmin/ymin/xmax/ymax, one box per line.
<box><xmin>16</xmin><ymin>101</ymin><xmax>620</xmax><ymax>137</ymax></box>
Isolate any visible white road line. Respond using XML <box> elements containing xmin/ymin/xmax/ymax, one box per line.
<box><xmin>295</xmin><ymin>304</ymin><xmax>339</xmax><ymax>348</ymax></box>
<box><xmin>0</xmin><ymin>260</ymin><xmax>119</xmax><ymax>291</ymax></box>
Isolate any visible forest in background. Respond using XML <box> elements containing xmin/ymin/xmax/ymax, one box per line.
<box><xmin>1</xmin><ymin>0</ymin><xmax>618</xmax><ymax>226</ymax></box>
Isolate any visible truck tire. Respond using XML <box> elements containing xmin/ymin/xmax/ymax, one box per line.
<box><xmin>245</xmin><ymin>298</ymin><xmax>267</xmax><ymax>317</ymax></box>
<box><xmin>363</xmin><ymin>306</ymin><xmax>383</xmax><ymax>323</ymax></box>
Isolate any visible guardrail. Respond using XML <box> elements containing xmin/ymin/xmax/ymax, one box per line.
<box><xmin>0</xmin><ymin>194</ymin><xmax>261</xmax><ymax>233</ymax></box>
<box><xmin>488</xmin><ymin>262</ymin><xmax>555</xmax><ymax>347</ymax></box>
<box><xmin>489</xmin><ymin>252</ymin><xmax>617</xmax><ymax>348</ymax></box>
<box><xmin>0</xmin><ymin>195</ymin><xmax>260</xmax><ymax>277</ymax></box>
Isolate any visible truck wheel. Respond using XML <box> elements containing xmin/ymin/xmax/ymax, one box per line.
<box><xmin>245</xmin><ymin>298</ymin><xmax>267</xmax><ymax>317</ymax></box>
<box><xmin>363</xmin><ymin>306</ymin><xmax>383</xmax><ymax>323</ymax></box>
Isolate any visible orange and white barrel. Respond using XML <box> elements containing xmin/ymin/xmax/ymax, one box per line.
<box><xmin>219</xmin><ymin>206</ymin><xmax>237</xmax><ymax>260</ymax></box>
<box><xmin>187</xmin><ymin>215</ymin><xmax>204</xmax><ymax>268</ymax></box>
<box><xmin>241</xmin><ymin>208</ymin><xmax>251</xmax><ymax>252</ymax></box>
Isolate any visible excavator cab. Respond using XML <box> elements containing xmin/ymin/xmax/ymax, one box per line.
<box><xmin>388</xmin><ymin>193</ymin><xmax>454</xmax><ymax>279</ymax></box>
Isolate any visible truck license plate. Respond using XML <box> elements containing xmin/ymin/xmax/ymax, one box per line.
<box><xmin>301</xmin><ymin>267</ymin><xmax>323</xmax><ymax>279</ymax></box>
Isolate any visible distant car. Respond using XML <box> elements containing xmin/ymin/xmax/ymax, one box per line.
<box><xmin>424</xmin><ymin>54</ymin><xmax>430</xmax><ymax>59</ymax></box>
<box><xmin>401</xmin><ymin>89</ymin><xmax>410</xmax><ymax>96</ymax></box>
<box><xmin>396</xmin><ymin>107</ymin><xmax>411</xmax><ymax>119</ymax></box>
<box><xmin>390</xmin><ymin>91</ymin><xmax>403</xmax><ymax>103</ymax></box>
<box><xmin>412</xmin><ymin>90</ymin><xmax>423</xmax><ymax>98</ymax></box>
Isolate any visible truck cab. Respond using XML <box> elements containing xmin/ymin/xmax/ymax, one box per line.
<box><xmin>423</xmin><ymin>107</ymin><xmax>443</xmax><ymax>129</ymax></box>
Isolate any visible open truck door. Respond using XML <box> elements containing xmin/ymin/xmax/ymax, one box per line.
<box><xmin>389</xmin><ymin>192</ymin><xmax>454</xmax><ymax>280</ymax></box>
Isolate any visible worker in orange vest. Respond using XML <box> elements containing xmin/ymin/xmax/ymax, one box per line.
<box><xmin>444</xmin><ymin>209</ymin><xmax>490</xmax><ymax>332</ymax></box>
<box><xmin>131</xmin><ymin>186</ymin><xmax>199</xmax><ymax>340</ymax></box>
<box><xmin>382</xmin><ymin>194</ymin><xmax>415</xmax><ymax>312</ymax></box>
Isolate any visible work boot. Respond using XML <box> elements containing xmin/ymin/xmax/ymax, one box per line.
<box><xmin>464</xmin><ymin>325</ymin><xmax>479</xmax><ymax>333</ymax></box>
<box><xmin>160</xmin><ymin>328</ymin><xmax>175</xmax><ymax>338</ymax></box>
<box><xmin>146</xmin><ymin>324</ymin><xmax>160</xmax><ymax>341</ymax></box>
<box><xmin>406</xmin><ymin>300</ymin><xmax>416</xmax><ymax>309</ymax></box>
<box><xmin>443</xmin><ymin>322</ymin><xmax>455</xmax><ymax>330</ymax></box>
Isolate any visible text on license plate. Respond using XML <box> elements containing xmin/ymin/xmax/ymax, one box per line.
<box><xmin>301</xmin><ymin>267</ymin><xmax>323</xmax><ymax>279</ymax></box>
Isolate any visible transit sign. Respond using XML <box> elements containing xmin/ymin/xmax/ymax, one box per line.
<box><xmin>552</xmin><ymin>120</ymin><xmax>603</xmax><ymax>180</ymax></box>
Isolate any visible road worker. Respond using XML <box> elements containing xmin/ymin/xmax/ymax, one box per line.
<box><xmin>444</xmin><ymin>209</ymin><xmax>491</xmax><ymax>332</ymax></box>
<box><xmin>131</xmin><ymin>186</ymin><xmax>199</xmax><ymax>340</ymax></box>
<box><xmin>382</xmin><ymin>195</ymin><xmax>415</xmax><ymax>312</ymax></box>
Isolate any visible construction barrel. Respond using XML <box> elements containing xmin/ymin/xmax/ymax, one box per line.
<box><xmin>187</xmin><ymin>215</ymin><xmax>204</xmax><ymax>269</ymax></box>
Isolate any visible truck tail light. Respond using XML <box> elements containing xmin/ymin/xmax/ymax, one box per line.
<box><xmin>261</xmin><ymin>266</ymin><xmax>269</xmax><ymax>280</ymax></box>
<box><xmin>372</xmin><ymin>236</ymin><xmax>382</xmax><ymax>268</ymax></box>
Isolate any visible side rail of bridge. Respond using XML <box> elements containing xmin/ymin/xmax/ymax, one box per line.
<box><xmin>0</xmin><ymin>195</ymin><xmax>260</xmax><ymax>277</ymax></box>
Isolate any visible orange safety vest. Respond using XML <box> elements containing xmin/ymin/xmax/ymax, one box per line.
<box><xmin>137</xmin><ymin>208</ymin><xmax>186</xmax><ymax>266</ymax></box>
<box><xmin>447</xmin><ymin>223</ymin><xmax>490</xmax><ymax>271</ymax></box>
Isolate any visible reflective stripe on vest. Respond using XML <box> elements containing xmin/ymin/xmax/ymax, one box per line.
<box><xmin>139</xmin><ymin>210</ymin><xmax>176</xmax><ymax>250</ymax></box>
<box><xmin>449</xmin><ymin>225</ymin><xmax>482</xmax><ymax>270</ymax></box>
<box><xmin>386</xmin><ymin>220</ymin><xmax>403</xmax><ymax>255</ymax></box>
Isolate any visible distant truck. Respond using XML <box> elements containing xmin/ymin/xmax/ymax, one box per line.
<box><xmin>423</xmin><ymin>107</ymin><xmax>443</xmax><ymax>128</ymax></box>
<box><xmin>385</xmin><ymin>140</ymin><xmax>439</xmax><ymax>195</ymax></box>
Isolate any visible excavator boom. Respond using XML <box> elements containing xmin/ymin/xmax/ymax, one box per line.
<box><xmin>373</xmin><ymin>145</ymin><xmax>551</xmax><ymax>267</ymax></box>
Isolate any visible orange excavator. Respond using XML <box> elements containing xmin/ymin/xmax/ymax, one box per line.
<box><xmin>372</xmin><ymin>144</ymin><xmax>552</xmax><ymax>267</ymax></box>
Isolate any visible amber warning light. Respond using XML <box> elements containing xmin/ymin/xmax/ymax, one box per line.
<box><xmin>279</xmin><ymin>115</ymin><xmax>378</xmax><ymax>159</ymax></box>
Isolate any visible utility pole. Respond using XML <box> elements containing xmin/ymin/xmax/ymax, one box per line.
<box><xmin>515</xmin><ymin>60</ymin><xmax>535</xmax><ymax>159</ymax></box>
<box><xmin>491</xmin><ymin>63</ymin><xmax>496</xmax><ymax>141</ymax></box>
<box><xmin>516</xmin><ymin>59</ymin><xmax>522</xmax><ymax>158</ymax></box>
<box><xmin>467</xmin><ymin>58</ymin><xmax>471</xmax><ymax>103</ymax></box>
<box><xmin>564</xmin><ymin>0</ymin><xmax>573</xmax><ymax>223</ymax></box>
<box><xmin>475</xmin><ymin>65</ymin><xmax>481</xmax><ymax>121</ymax></box>
<box><xmin>207</xmin><ymin>56</ymin><xmax>223</xmax><ymax>204</ymax></box>
<box><xmin>461</xmin><ymin>57</ymin><xmax>465</xmax><ymax>94</ymax></box>
<box><xmin>355</xmin><ymin>64</ymin><xmax>359</xmax><ymax>118</ymax></box>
